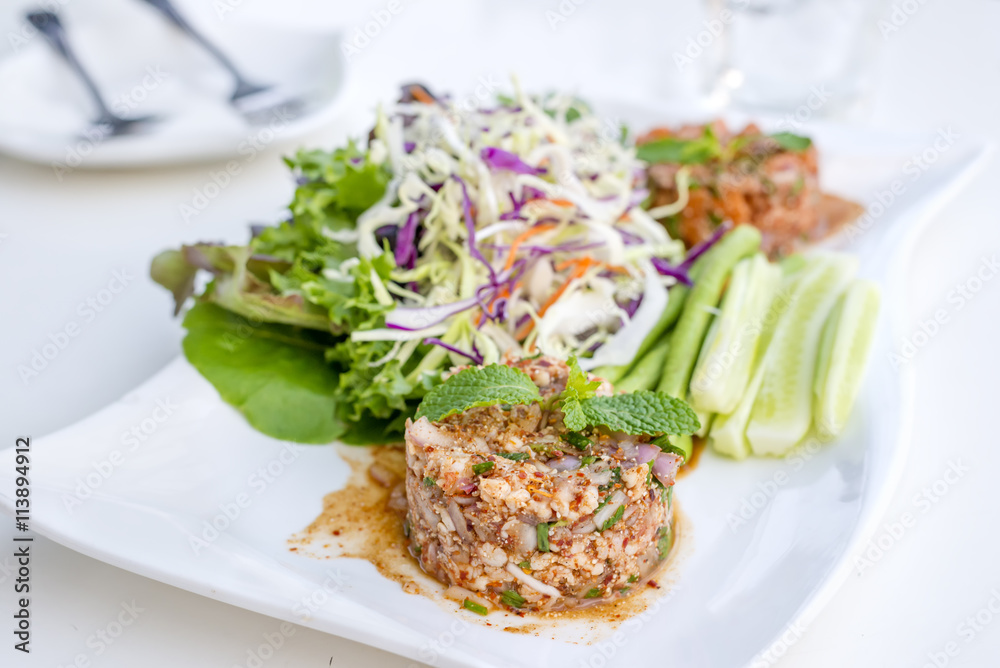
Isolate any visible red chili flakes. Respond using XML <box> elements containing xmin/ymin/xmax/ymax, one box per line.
<box><xmin>647</xmin><ymin>580</ymin><xmax>660</xmax><ymax>589</ymax></box>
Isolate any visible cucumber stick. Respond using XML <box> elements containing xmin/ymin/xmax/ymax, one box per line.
<box><xmin>690</xmin><ymin>253</ymin><xmax>781</xmax><ymax>414</ymax></box>
<box><xmin>709</xmin><ymin>261</ymin><xmax>799</xmax><ymax>459</ymax></box>
<box><xmin>616</xmin><ymin>337</ymin><xmax>671</xmax><ymax>393</ymax></box>
<box><xmin>746</xmin><ymin>254</ymin><xmax>858</xmax><ymax>456</ymax></box>
<box><xmin>813</xmin><ymin>279</ymin><xmax>881</xmax><ymax>439</ymax></box>
<box><xmin>657</xmin><ymin>225</ymin><xmax>761</xmax><ymax>398</ymax></box>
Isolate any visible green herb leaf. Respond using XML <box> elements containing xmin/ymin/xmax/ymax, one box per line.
<box><xmin>636</xmin><ymin>134</ymin><xmax>722</xmax><ymax>165</ymax></box>
<box><xmin>651</xmin><ymin>435</ymin><xmax>689</xmax><ymax>461</ymax></box>
<box><xmin>577</xmin><ymin>392</ymin><xmax>700</xmax><ymax>436</ymax></box>
<box><xmin>769</xmin><ymin>132</ymin><xmax>812</xmax><ymax>152</ymax></box>
<box><xmin>561</xmin><ymin>431</ymin><xmax>592</xmax><ymax>451</ymax></box>
<box><xmin>463</xmin><ymin>599</ymin><xmax>489</xmax><ymax>616</ymax></box>
<box><xmin>627</xmin><ymin>574</ymin><xmax>639</xmax><ymax>583</ymax></box>
<box><xmin>600</xmin><ymin>505</ymin><xmax>625</xmax><ymax>531</ymax></box>
<box><xmin>415</xmin><ymin>364</ymin><xmax>542</xmax><ymax>422</ymax></box>
<box><xmin>580</xmin><ymin>455</ymin><xmax>597</xmax><ymax>467</ymax></box>
<box><xmin>517</xmin><ymin>560</ymin><xmax>531</xmax><ymax>569</ymax></box>
<box><xmin>560</xmin><ymin>356</ymin><xmax>602</xmax><ymax>431</ymax></box>
<box><xmin>584</xmin><ymin>588</ymin><xmax>602</xmax><ymax>599</ymax></box>
<box><xmin>498</xmin><ymin>452</ymin><xmax>529</xmax><ymax>461</ymax></box>
<box><xmin>472</xmin><ymin>461</ymin><xmax>495</xmax><ymax>475</ymax></box>
<box><xmin>537</xmin><ymin>523</ymin><xmax>551</xmax><ymax>552</ymax></box>
<box><xmin>423</xmin><ymin>476</ymin><xmax>436</xmax><ymax>487</ymax></box>
<box><xmin>180</xmin><ymin>303</ymin><xmax>345</xmax><ymax>444</ymax></box>
<box><xmin>500</xmin><ymin>590</ymin><xmax>527</xmax><ymax>609</ymax></box>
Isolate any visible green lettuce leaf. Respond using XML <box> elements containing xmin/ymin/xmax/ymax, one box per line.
<box><xmin>181</xmin><ymin>302</ymin><xmax>346</xmax><ymax>444</ymax></box>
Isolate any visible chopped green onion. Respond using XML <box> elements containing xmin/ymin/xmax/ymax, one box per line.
<box><xmin>600</xmin><ymin>505</ymin><xmax>624</xmax><ymax>531</ymax></box>
<box><xmin>498</xmin><ymin>452</ymin><xmax>529</xmax><ymax>461</ymax></box>
<box><xmin>500</xmin><ymin>589</ymin><xmax>526</xmax><ymax>609</ymax></box>
<box><xmin>657</xmin><ymin>524</ymin><xmax>673</xmax><ymax>560</ymax></box>
<box><xmin>580</xmin><ymin>455</ymin><xmax>597</xmax><ymax>467</ymax></box>
<box><xmin>618</xmin><ymin>587</ymin><xmax>630</xmax><ymax>594</ymax></box>
<box><xmin>413</xmin><ymin>545</ymin><xmax>422</xmax><ymax>555</ymax></box>
<box><xmin>562</xmin><ymin>431</ymin><xmax>592</xmax><ymax>450</ymax></box>
<box><xmin>584</xmin><ymin>588</ymin><xmax>602</xmax><ymax>599</ymax></box>
<box><xmin>537</xmin><ymin>523</ymin><xmax>550</xmax><ymax>552</ymax></box>
<box><xmin>472</xmin><ymin>461</ymin><xmax>495</xmax><ymax>475</ymax></box>
<box><xmin>463</xmin><ymin>599</ymin><xmax>488</xmax><ymax>616</ymax></box>
<box><xmin>627</xmin><ymin>574</ymin><xmax>639</xmax><ymax>583</ymax></box>
<box><xmin>600</xmin><ymin>466</ymin><xmax>622</xmax><ymax>491</ymax></box>
<box><xmin>517</xmin><ymin>560</ymin><xmax>531</xmax><ymax>569</ymax></box>
<box><xmin>423</xmin><ymin>476</ymin><xmax>436</xmax><ymax>487</ymax></box>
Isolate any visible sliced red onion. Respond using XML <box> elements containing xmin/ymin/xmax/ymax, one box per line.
<box><xmin>652</xmin><ymin>452</ymin><xmax>682</xmax><ymax>487</ymax></box>
<box><xmin>513</xmin><ymin>521</ymin><xmax>538</xmax><ymax>554</ymax></box>
<box><xmin>620</xmin><ymin>443</ymin><xmax>659</xmax><ymax>466</ymax></box>
<box><xmin>548</xmin><ymin>455</ymin><xmax>581</xmax><ymax>472</ymax></box>
<box><xmin>572</xmin><ymin>518</ymin><xmax>597</xmax><ymax>534</ymax></box>
<box><xmin>385</xmin><ymin>296</ymin><xmax>478</xmax><ymax>331</ymax></box>
<box><xmin>480</xmin><ymin>147</ymin><xmax>546</xmax><ymax>175</ymax></box>
<box><xmin>447</xmin><ymin>500</ymin><xmax>473</xmax><ymax>542</ymax></box>
<box><xmin>456</xmin><ymin>478</ymin><xmax>476</xmax><ymax>495</ymax></box>
<box><xmin>593</xmin><ymin>491</ymin><xmax>626</xmax><ymax>529</ymax></box>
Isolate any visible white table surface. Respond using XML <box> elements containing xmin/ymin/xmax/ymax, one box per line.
<box><xmin>2</xmin><ymin>0</ymin><xmax>999</xmax><ymax>666</ymax></box>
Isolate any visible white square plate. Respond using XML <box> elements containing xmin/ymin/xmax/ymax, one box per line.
<box><xmin>0</xmin><ymin>103</ymin><xmax>991</xmax><ymax>667</ymax></box>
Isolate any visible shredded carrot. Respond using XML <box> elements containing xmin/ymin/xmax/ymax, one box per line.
<box><xmin>549</xmin><ymin>198</ymin><xmax>575</xmax><ymax>208</ymax></box>
<box><xmin>516</xmin><ymin>258</ymin><xmax>596</xmax><ymax>339</ymax></box>
<box><xmin>409</xmin><ymin>85</ymin><xmax>434</xmax><ymax>104</ymax></box>
<box><xmin>505</xmin><ymin>223</ymin><xmax>556</xmax><ymax>271</ymax></box>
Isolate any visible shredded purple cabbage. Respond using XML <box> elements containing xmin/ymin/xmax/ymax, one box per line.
<box><xmin>480</xmin><ymin>147</ymin><xmax>546</xmax><ymax>176</ymax></box>
<box><xmin>404</xmin><ymin>141</ymin><xmax>416</xmax><ymax>153</ymax></box>
<box><xmin>423</xmin><ymin>338</ymin><xmax>484</xmax><ymax>365</ymax></box>
<box><xmin>395</xmin><ymin>211</ymin><xmax>420</xmax><ymax>270</ymax></box>
<box><xmin>452</xmin><ymin>175</ymin><xmax>496</xmax><ymax>282</ymax></box>
<box><xmin>652</xmin><ymin>221</ymin><xmax>733</xmax><ymax>286</ymax></box>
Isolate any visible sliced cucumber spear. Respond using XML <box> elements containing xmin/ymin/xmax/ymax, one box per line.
<box><xmin>690</xmin><ymin>253</ymin><xmax>782</xmax><ymax>415</ymax></box>
<box><xmin>746</xmin><ymin>254</ymin><xmax>858</xmax><ymax>456</ymax></box>
<box><xmin>708</xmin><ymin>259</ymin><xmax>799</xmax><ymax>459</ymax></box>
<box><xmin>813</xmin><ymin>279</ymin><xmax>881</xmax><ymax>439</ymax></box>
<box><xmin>657</xmin><ymin>225</ymin><xmax>762</xmax><ymax>398</ymax></box>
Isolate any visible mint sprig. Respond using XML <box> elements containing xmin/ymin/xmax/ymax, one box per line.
<box><xmin>414</xmin><ymin>364</ymin><xmax>541</xmax><ymax>422</ymax></box>
<box><xmin>569</xmin><ymin>392</ymin><xmax>699</xmax><ymax>435</ymax></box>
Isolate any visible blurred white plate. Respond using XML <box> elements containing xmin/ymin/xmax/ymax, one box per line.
<box><xmin>0</xmin><ymin>0</ymin><xmax>348</xmax><ymax>168</ymax></box>
<box><xmin>0</xmin><ymin>105</ymin><xmax>991</xmax><ymax>667</ymax></box>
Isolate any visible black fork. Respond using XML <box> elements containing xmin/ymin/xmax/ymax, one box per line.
<box><xmin>137</xmin><ymin>0</ymin><xmax>269</xmax><ymax>104</ymax></box>
<box><xmin>27</xmin><ymin>11</ymin><xmax>158</xmax><ymax>139</ymax></box>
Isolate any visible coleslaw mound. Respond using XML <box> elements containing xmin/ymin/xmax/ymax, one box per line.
<box><xmin>152</xmin><ymin>80</ymin><xmax>689</xmax><ymax>443</ymax></box>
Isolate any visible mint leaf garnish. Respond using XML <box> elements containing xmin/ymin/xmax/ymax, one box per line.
<box><xmin>577</xmin><ymin>391</ymin><xmax>699</xmax><ymax>436</ymax></box>
<box><xmin>769</xmin><ymin>131</ymin><xmax>812</xmax><ymax>152</ymax></box>
<box><xmin>559</xmin><ymin>356</ymin><xmax>600</xmax><ymax>430</ymax></box>
<box><xmin>414</xmin><ymin>364</ymin><xmax>542</xmax><ymax>422</ymax></box>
